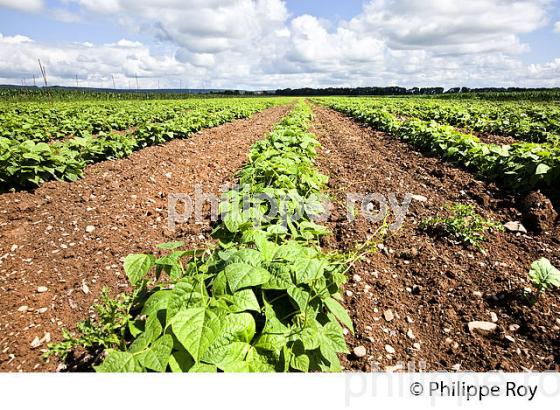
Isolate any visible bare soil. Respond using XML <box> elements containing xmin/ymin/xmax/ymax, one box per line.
<box><xmin>312</xmin><ymin>105</ymin><xmax>560</xmax><ymax>372</ymax></box>
<box><xmin>0</xmin><ymin>105</ymin><xmax>290</xmax><ymax>372</ymax></box>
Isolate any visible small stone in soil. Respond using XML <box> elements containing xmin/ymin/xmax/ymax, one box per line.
<box><xmin>345</xmin><ymin>290</ymin><xmax>353</xmax><ymax>297</ymax></box>
<box><xmin>413</xmin><ymin>343</ymin><xmax>421</xmax><ymax>350</ymax></box>
<box><xmin>468</xmin><ymin>321</ymin><xmax>498</xmax><ymax>336</ymax></box>
<box><xmin>509</xmin><ymin>324</ymin><xmax>520</xmax><ymax>333</ymax></box>
<box><xmin>411</xmin><ymin>194</ymin><xmax>428</xmax><ymax>202</ymax></box>
<box><xmin>353</xmin><ymin>346</ymin><xmax>367</xmax><ymax>358</ymax></box>
<box><xmin>490</xmin><ymin>312</ymin><xmax>498</xmax><ymax>323</ymax></box>
<box><xmin>36</xmin><ymin>307</ymin><xmax>48</xmax><ymax>314</ymax></box>
<box><xmin>352</xmin><ymin>274</ymin><xmax>361</xmax><ymax>283</ymax></box>
<box><xmin>473</xmin><ymin>291</ymin><xmax>483</xmax><ymax>298</ymax></box>
<box><xmin>383</xmin><ymin>309</ymin><xmax>394</xmax><ymax>322</ymax></box>
<box><xmin>85</xmin><ymin>225</ymin><xmax>96</xmax><ymax>233</ymax></box>
<box><xmin>385</xmin><ymin>363</ymin><xmax>405</xmax><ymax>372</ymax></box>
<box><xmin>37</xmin><ymin>286</ymin><xmax>48</xmax><ymax>293</ymax></box>
<box><xmin>385</xmin><ymin>344</ymin><xmax>395</xmax><ymax>354</ymax></box>
<box><xmin>445</xmin><ymin>337</ymin><xmax>459</xmax><ymax>349</ymax></box>
<box><xmin>17</xmin><ymin>305</ymin><xmax>29</xmax><ymax>312</ymax></box>
<box><xmin>30</xmin><ymin>336</ymin><xmax>41</xmax><ymax>348</ymax></box>
<box><xmin>503</xmin><ymin>221</ymin><xmax>528</xmax><ymax>234</ymax></box>
<box><xmin>407</xmin><ymin>329</ymin><xmax>415</xmax><ymax>340</ymax></box>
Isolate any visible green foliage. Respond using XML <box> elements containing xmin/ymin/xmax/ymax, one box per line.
<box><xmin>528</xmin><ymin>258</ymin><xmax>560</xmax><ymax>294</ymax></box>
<box><xmin>318</xmin><ymin>97</ymin><xmax>560</xmax><ymax>192</ymax></box>
<box><xmin>44</xmin><ymin>289</ymin><xmax>133</xmax><ymax>361</ymax></box>
<box><xmin>420</xmin><ymin>203</ymin><xmax>503</xmax><ymax>250</ymax></box>
<box><xmin>0</xmin><ymin>98</ymin><xmax>285</xmax><ymax>190</ymax></box>
<box><xmin>48</xmin><ymin>102</ymin><xmax>354</xmax><ymax>373</ymax></box>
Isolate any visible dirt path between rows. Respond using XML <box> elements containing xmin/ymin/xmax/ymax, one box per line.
<box><xmin>311</xmin><ymin>105</ymin><xmax>560</xmax><ymax>372</ymax></box>
<box><xmin>0</xmin><ymin>104</ymin><xmax>290</xmax><ymax>372</ymax></box>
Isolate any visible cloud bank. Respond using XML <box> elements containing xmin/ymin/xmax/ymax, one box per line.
<box><xmin>0</xmin><ymin>0</ymin><xmax>559</xmax><ymax>89</ymax></box>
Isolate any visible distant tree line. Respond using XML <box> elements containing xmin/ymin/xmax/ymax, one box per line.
<box><xmin>273</xmin><ymin>86</ymin><xmax>560</xmax><ymax>96</ymax></box>
<box><xmin>1</xmin><ymin>84</ymin><xmax>559</xmax><ymax>102</ymax></box>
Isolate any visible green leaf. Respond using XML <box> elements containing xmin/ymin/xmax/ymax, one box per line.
<box><xmin>253</xmin><ymin>301</ymin><xmax>288</xmax><ymax>353</ymax></box>
<box><xmin>287</xmin><ymin>285</ymin><xmax>310</xmax><ymax>312</ymax></box>
<box><xmin>300</xmin><ymin>323</ymin><xmax>321</xmax><ymax>350</ymax></box>
<box><xmin>262</xmin><ymin>262</ymin><xmax>293</xmax><ymax>290</ymax></box>
<box><xmin>124</xmin><ymin>254</ymin><xmax>155</xmax><ymax>286</ymax></box>
<box><xmin>293</xmin><ymin>258</ymin><xmax>325</xmax><ymax>284</ymax></box>
<box><xmin>95</xmin><ymin>351</ymin><xmax>143</xmax><ymax>373</ymax></box>
<box><xmin>168</xmin><ymin>349</ymin><xmax>195</xmax><ymax>373</ymax></box>
<box><xmin>224</xmin><ymin>263</ymin><xmax>271</xmax><ymax>292</ymax></box>
<box><xmin>137</xmin><ymin>334</ymin><xmax>173</xmax><ymax>372</ymax></box>
<box><xmin>535</xmin><ymin>163</ymin><xmax>551</xmax><ymax>175</ymax></box>
<box><xmin>188</xmin><ymin>363</ymin><xmax>217</xmax><ymax>373</ymax></box>
<box><xmin>203</xmin><ymin>312</ymin><xmax>256</xmax><ymax>364</ymax></box>
<box><xmin>230</xmin><ymin>289</ymin><xmax>260</xmax><ymax>312</ymax></box>
<box><xmin>320</xmin><ymin>321</ymin><xmax>349</xmax><ymax>354</ymax></box>
<box><xmin>141</xmin><ymin>290</ymin><xmax>173</xmax><ymax>317</ymax></box>
<box><xmin>170</xmin><ymin>307</ymin><xmax>223</xmax><ymax>362</ymax></box>
<box><xmin>204</xmin><ymin>341</ymin><xmax>253</xmax><ymax>368</ymax></box>
<box><xmin>156</xmin><ymin>241</ymin><xmax>185</xmax><ymax>250</ymax></box>
<box><xmin>226</xmin><ymin>249</ymin><xmax>263</xmax><ymax>266</ymax></box>
<box><xmin>529</xmin><ymin>257</ymin><xmax>560</xmax><ymax>291</ymax></box>
<box><xmin>165</xmin><ymin>279</ymin><xmax>205</xmax><ymax>323</ymax></box>
<box><xmin>253</xmin><ymin>232</ymin><xmax>278</xmax><ymax>262</ymax></box>
<box><xmin>129</xmin><ymin>315</ymin><xmax>163</xmax><ymax>353</ymax></box>
<box><xmin>324</xmin><ymin>297</ymin><xmax>354</xmax><ymax>333</ymax></box>
<box><xmin>289</xmin><ymin>343</ymin><xmax>310</xmax><ymax>372</ymax></box>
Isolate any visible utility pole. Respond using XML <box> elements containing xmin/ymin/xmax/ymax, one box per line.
<box><xmin>37</xmin><ymin>59</ymin><xmax>48</xmax><ymax>87</ymax></box>
<box><xmin>135</xmin><ymin>73</ymin><xmax>139</xmax><ymax>90</ymax></box>
<box><xmin>33</xmin><ymin>74</ymin><xmax>36</xmax><ymax>87</ymax></box>
<box><xmin>112</xmin><ymin>74</ymin><xmax>116</xmax><ymax>89</ymax></box>
<box><xmin>75</xmin><ymin>74</ymin><xmax>79</xmax><ymax>88</ymax></box>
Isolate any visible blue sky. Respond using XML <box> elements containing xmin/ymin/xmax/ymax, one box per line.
<box><xmin>0</xmin><ymin>0</ymin><xmax>559</xmax><ymax>89</ymax></box>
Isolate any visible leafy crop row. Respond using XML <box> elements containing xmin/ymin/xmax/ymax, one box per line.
<box><xmin>0</xmin><ymin>98</ymin><xmax>283</xmax><ymax>190</ymax></box>
<box><xmin>331</xmin><ymin>97</ymin><xmax>560</xmax><ymax>145</ymax></box>
<box><xmin>48</xmin><ymin>101</ymin><xmax>354</xmax><ymax>372</ymax></box>
<box><xmin>317</xmin><ymin>98</ymin><xmax>560</xmax><ymax>191</ymax></box>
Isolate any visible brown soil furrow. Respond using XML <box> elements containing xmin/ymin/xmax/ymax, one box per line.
<box><xmin>311</xmin><ymin>105</ymin><xmax>560</xmax><ymax>372</ymax></box>
<box><xmin>0</xmin><ymin>104</ymin><xmax>291</xmax><ymax>372</ymax></box>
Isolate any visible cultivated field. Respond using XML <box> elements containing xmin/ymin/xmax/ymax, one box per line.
<box><xmin>0</xmin><ymin>94</ymin><xmax>558</xmax><ymax>372</ymax></box>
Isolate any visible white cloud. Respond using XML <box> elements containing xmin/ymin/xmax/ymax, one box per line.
<box><xmin>0</xmin><ymin>33</ymin><xmax>33</xmax><ymax>44</ymax></box>
<box><xmin>50</xmin><ymin>8</ymin><xmax>82</xmax><ymax>23</ymax></box>
<box><xmin>113</xmin><ymin>39</ymin><xmax>143</xmax><ymax>48</ymax></box>
<box><xmin>0</xmin><ymin>33</ymin><xmax>190</xmax><ymax>88</ymax></box>
<box><xmin>0</xmin><ymin>0</ymin><xmax>559</xmax><ymax>89</ymax></box>
<box><xmin>0</xmin><ymin>0</ymin><xmax>43</xmax><ymax>13</ymax></box>
<box><xmin>554</xmin><ymin>21</ymin><xmax>560</xmax><ymax>32</ymax></box>
<box><xmin>528</xmin><ymin>58</ymin><xmax>560</xmax><ymax>79</ymax></box>
<box><xmin>348</xmin><ymin>0</ymin><xmax>551</xmax><ymax>55</ymax></box>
